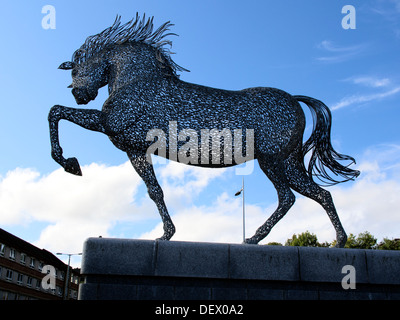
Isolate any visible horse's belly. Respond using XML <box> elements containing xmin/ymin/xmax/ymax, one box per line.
<box><xmin>108</xmin><ymin>134</ymin><xmax>129</xmax><ymax>152</ymax></box>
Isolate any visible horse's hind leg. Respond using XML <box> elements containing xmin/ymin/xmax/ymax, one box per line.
<box><xmin>245</xmin><ymin>157</ymin><xmax>296</xmax><ymax>244</ymax></box>
<box><xmin>127</xmin><ymin>152</ymin><xmax>175</xmax><ymax>240</ymax></box>
<box><xmin>284</xmin><ymin>153</ymin><xmax>347</xmax><ymax>248</ymax></box>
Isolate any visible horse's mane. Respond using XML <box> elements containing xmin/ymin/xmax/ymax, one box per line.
<box><xmin>71</xmin><ymin>13</ymin><xmax>188</xmax><ymax>77</ymax></box>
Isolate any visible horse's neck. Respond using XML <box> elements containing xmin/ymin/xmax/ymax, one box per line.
<box><xmin>107</xmin><ymin>45</ymin><xmax>163</xmax><ymax>94</ymax></box>
<box><xmin>107</xmin><ymin>62</ymin><xmax>136</xmax><ymax>94</ymax></box>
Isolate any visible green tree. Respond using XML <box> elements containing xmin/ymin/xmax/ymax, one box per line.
<box><xmin>284</xmin><ymin>230</ymin><xmax>399</xmax><ymax>250</ymax></box>
<box><xmin>285</xmin><ymin>231</ymin><xmax>320</xmax><ymax>247</ymax></box>
<box><xmin>344</xmin><ymin>233</ymin><xmax>357</xmax><ymax>248</ymax></box>
<box><xmin>332</xmin><ymin>231</ymin><xmax>378</xmax><ymax>249</ymax></box>
<box><xmin>319</xmin><ymin>241</ymin><xmax>331</xmax><ymax>248</ymax></box>
<box><xmin>377</xmin><ymin>238</ymin><xmax>400</xmax><ymax>250</ymax></box>
<box><xmin>266</xmin><ymin>242</ymin><xmax>283</xmax><ymax>246</ymax></box>
<box><xmin>354</xmin><ymin>231</ymin><xmax>377</xmax><ymax>249</ymax></box>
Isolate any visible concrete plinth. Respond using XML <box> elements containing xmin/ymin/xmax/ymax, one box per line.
<box><xmin>78</xmin><ymin>238</ymin><xmax>400</xmax><ymax>300</ymax></box>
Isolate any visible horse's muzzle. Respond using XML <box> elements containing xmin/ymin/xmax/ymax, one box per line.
<box><xmin>72</xmin><ymin>87</ymin><xmax>97</xmax><ymax>105</ymax></box>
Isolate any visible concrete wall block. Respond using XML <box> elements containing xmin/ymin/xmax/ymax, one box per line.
<box><xmin>97</xmin><ymin>283</ymin><xmax>138</xmax><ymax>300</ymax></box>
<box><xmin>211</xmin><ymin>286</ymin><xmax>247</xmax><ymax>300</ymax></box>
<box><xmin>78</xmin><ymin>283</ymin><xmax>98</xmax><ymax>300</ymax></box>
<box><xmin>229</xmin><ymin>244</ymin><xmax>299</xmax><ymax>281</ymax></box>
<box><xmin>155</xmin><ymin>241</ymin><xmax>230</xmax><ymax>278</ymax></box>
<box><xmin>81</xmin><ymin>238</ymin><xmax>156</xmax><ymax>276</ymax></box>
<box><xmin>365</xmin><ymin>250</ymin><xmax>400</xmax><ymax>284</ymax></box>
<box><xmin>298</xmin><ymin>247</ymin><xmax>368</xmax><ymax>283</ymax></box>
<box><xmin>79</xmin><ymin>238</ymin><xmax>400</xmax><ymax>300</ymax></box>
<box><xmin>137</xmin><ymin>285</ymin><xmax>175</xmax><ymax>300</ymax></box>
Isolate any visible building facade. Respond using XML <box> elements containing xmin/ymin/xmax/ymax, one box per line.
<box><xmin>0</xmin><ymin>228</ymin><xmax>80</xmax><ymax>300</ymax></box>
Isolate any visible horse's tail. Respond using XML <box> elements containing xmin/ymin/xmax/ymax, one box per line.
<box><xmin>293</xmin><ymin>95</ymin><xmax>360</xmax><ymax>186</ymax></box>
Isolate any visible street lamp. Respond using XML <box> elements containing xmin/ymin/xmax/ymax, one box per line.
<box><xmin>56</xmin><ymin>252</ymin><xmax>82</xmax><ymax>300</ymax></box>
<box><xmin>235</xmin><ymin>177</ymin><xmax>245</xmax><ymax>243</ymax></box>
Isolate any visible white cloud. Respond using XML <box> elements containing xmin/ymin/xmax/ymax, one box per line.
<box><xmin>1</xmin><ymin>144</ymin><xmax>399</xmax><ymax>262</ymax></box>
<box><xmin>156</xmin><ymin>160</ymin><xmax>227</xmax><ymax>210</ymax></box>
<box><xmin>141</xmin><ymin>144</ymin><xmax>400</xmax><ymax>245</ymax></box>
<box><xmin>0</xmin><ymin>159</ymin><xmax>228</xmax><ymax>255</ymax></box>
<box><xmin>0</xmin><ymin>161</ymin><xmax>145</xmax><ymax>253</ymax></box>
<box><xmin>344</xmin><ymin>76</ymin><xmax>391</xmax><ymax>88</ymax></box>
<box><xmin>139</xmin><ymin>192</ymin><xmax>243</xmax><ymax>243</ymax></box>
<box><xmin>316</xmin><ymin>40</ymin><xmax>367</xmax><ymax>63</ymax></box>
<box><xmin>317</xmin><ymin>40</ymin><xmax>362</xmax><ymax>53</ymax></box>
<box><xmin>331</xmin><ymin>86</ymin><xmax>400</xmax><ymax>110</ymax></box>
<box><xmin>331</xmin><ymin>74</ymin><xmax>400</xmax><ymax>111</ymax></box>
<box><xmin>282</xmin><ymin>144</ymin><xmax>400</xmax><ymax>242</ymax></box>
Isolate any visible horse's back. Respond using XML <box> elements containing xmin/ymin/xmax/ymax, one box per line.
<box><xmin>173</xmin><ymin>80</ymin><xmax>304</xmax><ymax>119</ymax></box>
<box><xmin>167</xmin><ymin>81</ymin><xmax>306</xmax><ymax>159</ymax></box>
<box><xmin>106</xmin><ymin>79</ymin><xmax>305</xmax><ymax>159</ymax></box>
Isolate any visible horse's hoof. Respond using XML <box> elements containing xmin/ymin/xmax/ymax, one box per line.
<box><xmin>156</xmin><ymin>237</ymin><xmax>169</xmax><ymax>241</ymax></box>
<box><xmin>156</xmin><ymin>230</ymin><xmax>174</xmax><ymax>241</ymax></box>
<box><xmin>156</xmin><ymin>222</ymin><xmax>175</xmax><ymax>241</ymax></box>
<box><xmin>65</xmin><ymin>157</ymin><xmax>82</xmax><ymax>176</ymax></box>
<box><xmin>156</xmin><ymin>233</ymin><xmax>172</xmax><ymax>241</ymax></box>
<box><xmin>243</xmin><ymin>237</ymin><xmax>258</xmax><ymax>245</ymax></box>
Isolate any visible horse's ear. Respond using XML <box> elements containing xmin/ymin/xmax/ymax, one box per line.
<box><xmin>58</xmin><ymin>61</ymin><xmax>76</xmax><ymax>70</ymax></box>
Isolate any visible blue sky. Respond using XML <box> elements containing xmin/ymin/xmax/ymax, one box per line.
<box><xmin>1</xmin><ymin>1</ymin><xmax>400</xmax><ymax>266</ymax></box>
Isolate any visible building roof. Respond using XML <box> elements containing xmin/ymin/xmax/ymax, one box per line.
<box><xmin>0</xmin><ymin>228</ymin><xmax>67</xmax><ymax>269</ymax></box>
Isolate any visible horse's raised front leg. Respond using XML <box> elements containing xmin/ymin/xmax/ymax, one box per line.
<box><xmin>48</xmin><ymin>104</ymin><xmax>107</xmax><ymax>175</ymax></box>
<box><xmin>127</xmin><ymin>152</ymin><xmax>175</xmax><ymax>241</ymax></box>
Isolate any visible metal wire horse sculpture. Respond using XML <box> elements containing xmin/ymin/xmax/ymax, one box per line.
<box><xmin>48</xmin><ymin>14</ymin><xmax>360</xmax><ymax>247</ymax></box>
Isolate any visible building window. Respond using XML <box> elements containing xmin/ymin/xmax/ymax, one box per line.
<box><xmin>35</xmin><ymin>278</ymin><xmax>41</xmax><ymax>290</ymax></box>
<box><xmin>38</xmin><ymin>262</ymin><xmax>44</xmax><ymax>271</ymax></box>
<box><xmin>1</xmin><ymin>291</ymin><xmax>9</xmax><ymax>300</ymax></box>
<box><xmin>0</xmin><ymin>243</ymin><xmax>5</xmax><ymax>256</ymax></box>
<box><xmin>6</xmin><ymin>269</ymin><xmax>13</xmax><ymax>281</ymax></box>
<box><xmin>29</xmin><ymin>257</ymin><xmax>36</xmax><ymax>268</ymax></box>
<box><xmin>20</xmin><ymin>253</ymin><xmax>26</xmax><ymax>264</ymax></box>
<box><xmin>9</xmin><ymin>248</ymin><xmax>16</xmax><ymax>260</ymax></box>
<box><xmin>27</xmin><ymin>276</ymin><xmax>33</xmax><ymax>287</ymax></box>
<box><xmin>17</xmin><ymin>273</ymin><xmax>24</xmax><ymax>285</ymax></box>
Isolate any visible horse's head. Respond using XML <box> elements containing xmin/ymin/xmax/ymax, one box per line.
<box><xmin>59</xmin><ymin>14</ymin><xmax>189</xmax><ymax>104</ymax></box>
<box><xmin>59</xmin><ymin>57</ymin><xmax>109</xmax><ymax>105</ymax></box>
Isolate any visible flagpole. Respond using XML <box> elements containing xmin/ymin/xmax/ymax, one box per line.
<box><xmin>235</xmin><ymin>178</ymin><xmax>246</xmax><ymax>243</ymax></box>
<box><xmin>242</xmin><ymin>176</ymin><xmax>245</xmax><ymax>243</ymax></box>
